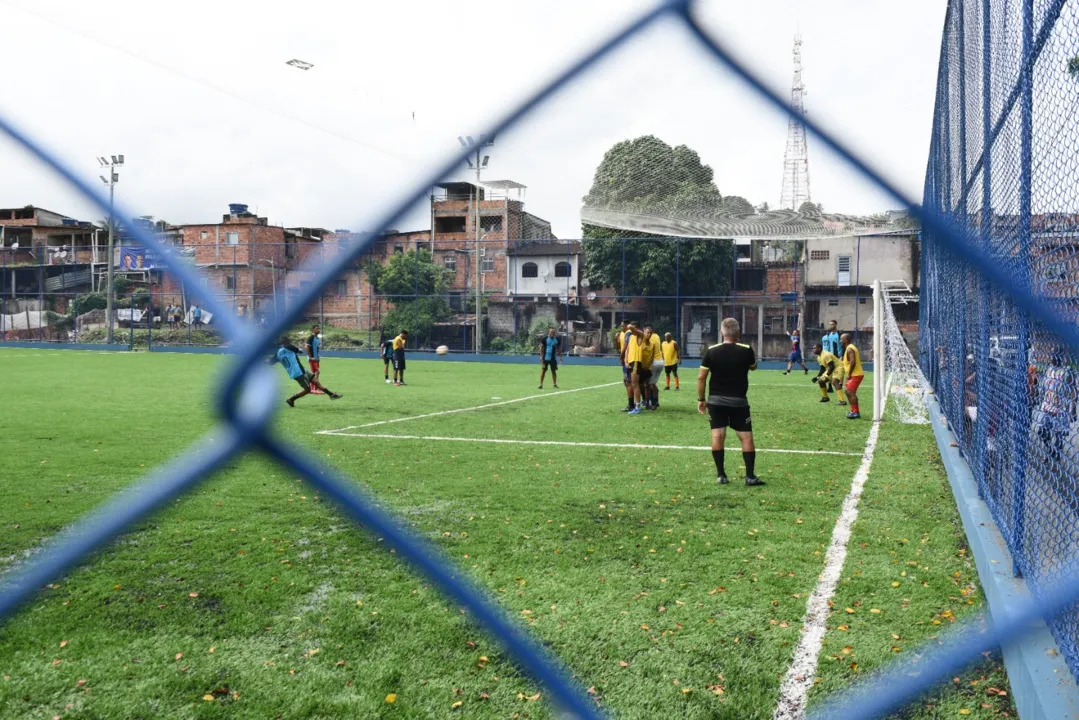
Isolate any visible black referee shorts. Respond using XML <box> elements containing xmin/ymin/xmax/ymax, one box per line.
<box><xmin>708</xmin><ymin>404</ymin><xmax>752</xmax><ymax>432</ymax></box>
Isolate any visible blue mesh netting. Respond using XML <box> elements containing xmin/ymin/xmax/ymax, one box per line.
<box><xmin>4</xmin><ymin>1</ymin><xmax>1079</xmax><ymax>717</ymax></box>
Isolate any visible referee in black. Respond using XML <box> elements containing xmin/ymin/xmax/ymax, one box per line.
<box><xmin>697</xmin><ymin>317</ymin><xmax>763</xmax><ymax>486</ymax></box>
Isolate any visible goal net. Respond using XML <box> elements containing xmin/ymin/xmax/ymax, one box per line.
<box><xmin>881</xmin><ymin>283</ymin><xmax>929</xmax><ymax>424</ymax></box>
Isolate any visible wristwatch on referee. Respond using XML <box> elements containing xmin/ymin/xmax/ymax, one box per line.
<box><xmin>698</xmin><ymin>397</ymin><xmax>706</xmax><ymax>402</ymax></box>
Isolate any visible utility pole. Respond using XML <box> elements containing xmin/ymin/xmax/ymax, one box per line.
<box><xmin>98</xmin><ymin>155</ymin><xmax>124</xmax><ymax>344</ymax></box>
<box><xmin>458</xmin><ymin>135</ymin><xmax>493</xmax><ymax>353</ymax></box>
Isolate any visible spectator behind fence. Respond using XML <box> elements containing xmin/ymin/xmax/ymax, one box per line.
<box><xmin>1032</xmin><ymin>343</ymin><xmax>1077</xmax><ymax>472</ymax></box>
<box><xmin>191</xmin><ymin>304</ymin><xmax>202</xmax><ymax>327</ymax></box>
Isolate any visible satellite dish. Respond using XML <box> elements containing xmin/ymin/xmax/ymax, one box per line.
<box><xmin>587</xmin><ymin>291</ymin><xmax>597</xmax><ymax>301</ymax></box>
<box><xmin>60</xmin><ymin>251</ymin><xmax>68</xmax><ymax>259</ymax></box>
<box><xmin>10</xmin><ymin>241</ymin><xmax>18</xmax><ymax>250</ymax></box>
<box><xmin>581</xmin><ymin>278</ymin><xmax>590</xmax><ymax>288</ymax></box>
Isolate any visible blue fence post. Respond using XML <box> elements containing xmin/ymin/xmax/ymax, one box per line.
<box><xmin>620</xmin><ymin>238</ymin><xmax>626</xmax><ymax>323</ymax></box>
<box><xmin>675</xmin><ymin>239</ymin><xmax>681</xmax><ymax>347</ymax></box>
<box><xmin>1010</xmin><ymin>0</ymin><xmax>1035</xmax><ymax>578</ymax></box>
<box><xmin>975</xmin><ymin>0</ymin><xmax>992</xmax><ymax>501</ymax></box>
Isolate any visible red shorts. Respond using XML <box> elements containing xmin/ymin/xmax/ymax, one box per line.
<box><xmin>845</xmin><ymin>374</ymin><xmax>863</xmax><ymax>393</ymax></box>
<box><xmin>309</xmin><ymin>360</ymin><xmax>320</xmax><ymax>374</ymax></box>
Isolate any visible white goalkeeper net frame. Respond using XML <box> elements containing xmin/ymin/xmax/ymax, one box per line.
<box><xmin>874</xmin><ymin>279</ymin><xmax>930</xmax><ymax>424</ymax></box>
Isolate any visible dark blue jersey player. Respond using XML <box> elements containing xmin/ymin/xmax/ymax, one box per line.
<box><xmin>381</xmin><ymin>338</ymin><xmax>394</xmax><ymax>384</ymax></box>
<box><xmin>538</xmin><ymin>328</ymin><xmax>563</xmax><ymax>389</ymax></box>
<box><xmin>268</xmin><ymin>336</ymin><xmax>342</xmax><ymax>406</ymax></box>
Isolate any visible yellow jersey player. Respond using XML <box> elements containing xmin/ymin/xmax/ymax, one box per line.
<box><xmin>661</xmin><ymin>332</ymin><xmax>681</xmax><ymax>390</ymax></box>
<box><xmin>638</xmin><ymin>325</ymin><xmax>663</xmax><ymax>410</ymax></box>
<box><xmin>811</xmin><ymin>342</ymin><xmax>845</xmax><ymax>404</ymax></box>
<box><xmin>617</xmin><ymin>320</ymin><xmax>634</xmax><ymax>412</ymax></box>
<box><xmin>392</xmin><ymin>330</ymin><xmax>409</xmax><ymax>386</ymax></box>
<box><xmin>623</xmin><ymin>321</ymin><xmax>645</xmax><ymax>414</ymax></box>
<box><xmin>841</xmin><ymin>333</ymin><xmax>865</xmax><ymax>419</ymax></box>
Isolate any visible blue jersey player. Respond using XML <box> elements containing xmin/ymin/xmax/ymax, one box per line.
<box><xmin>269</xmin><ymin>336</ymin><xmax>342</xmax><ymax>406</ymax></box>
<box><xmin>783</xmin><ymin>329</ymin><xmax>809</xmax><ymax>375</ymax></box>
<box><xmin>538</xmin><ymin>327</ymin><xmax>563</xmax><ymax>389</ymax></box>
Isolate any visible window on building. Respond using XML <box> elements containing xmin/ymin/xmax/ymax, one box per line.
<box><xmin>810</xmin><ymin>250</ymin><xmax>830</xmax><ymax>261</ymax></box>
<box><xmin>837</xmin><ymin>255</ymin><xmax>852</xmax><ymax>286</ymax></box>
<box><xmin>200</xmin><ymin>231</ymin><xmax>208</xmax><ymax>240</ymax></box>
<box><xmin>481</xmin><ymin>216</ymin><xmax>503</xmax><ymax>232</ymax></box>
<box><xmin>336</xmin><ymin>279</ymin><xmax>348</xmax><ymax>296</ymax></box>
<box><xmin>554</xmin><ymin>261</ymin><xmax>572</xmax><ymax>278</ymax></box>
<box><xmin>827</xmin><ymin>299</ymin><xmax>840</xmax><ymax>307</ymax></box>
<box><xmin>444</xmin><ymin>255</ymin><xmax>457</xmax><ymax>272</ymax></box>
<box><xmin>736</xmin><ymin>241</ymin><xmax>753</xmax><ymax>262</ymax></box>
<box><xmin>285</xmin><ymin>239</ymin><xmax>296</xmax><ymax>259</ymax></box>
<box><xmin>226</xmin><ymin>231</ymin><xmax>239</xmax><ymax>246</ymax></box>
<box><xmin>859</xmin><ymin>297</ymin><xmax>867</xmax><ymax>304</ymax></box>
<box><xmin>734</xmin><ymin>268</ymin><xmax>765</xmax><ymax>291</ymax></box>
<box><xmin>522</xmin><ymin>262</ymin><xmax>539</xmax><ymax>278</ymax></box>
<box><xmin>482</xmin><ymin>256</ymin><xmax>495</xmax><ymax>273</ymax></box>
<box><xmin>394</xmin><ymin>245</ymin><xmax>403</xmax><ymax>254</ymax></box>
<box><xmin>225</xmin><ymin>276</ymin><xmax>236</xmax><ymax>290</ymax></box>
<box><xmin>416</xmin><ymin>241</ymin><xmax>430</xmax><ymax>253</ymax></box>
<box><xmin>435</xmin><ymin>216</ymin><xmax>467</xmax><ymax>233</ymax></box>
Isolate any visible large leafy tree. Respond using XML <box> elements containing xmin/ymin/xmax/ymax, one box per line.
<box><xmin>369</xmin><ymin>249</ymin><xmax>452</xmax><ymax>344</ymax></box>
<box><xmin>581</xmin><ymin>136</ymin><xmax>735</xmax><ymax>301</ymax></box>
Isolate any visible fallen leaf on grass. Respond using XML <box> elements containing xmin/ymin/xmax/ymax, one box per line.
<box><xmin>335</xmin><ymin>660</ymin><xmax>347</xmax><ymax>667</ymax></box>
<box><xmin>75</xmin><ymin>680</ymin><xmax>87</xmax><ymax>688</ymax></box>
<box><xmin>202</xmin><ymin>694</ymin><xmax>215</xmax><ymax>702</ymax></box>
<box><xmin>385</xmin><ymin>694</ymin><xmax>396</xmax><ymax>704</ymax></box>
<box><xmin>870</xmin><ymin>608</ymin><xmax>882</xmax><ymax>614</ymax></box>
<box><xmin>682</xmin><ymin>688</ymin><xmax>692</xmax><ymax>694</ymax></box>
<box><xmin>958</xmin><ymin>710</ymin><xmax>971</xmax><ymax>715</ymax></box>
<box><xmin>175</xmin><ymin>653</ymin><xmax>183</xmax><ymax>661</ymax></box>
<box><xmin>619</xmin><ymin>661</ymin><xmax>629</xmax><ymax>667</ymax></box>
<box><xmin>986</xmin><ymin>687</ymin><xmax>1007</xmax><ymax>697</ymax></box>
<box><xmin>189</xmin><ymin>593</ymin><xmax>199</xmax><ymax>598</ymax></box>
<box><xmin>451</xmin><ymin>700</ymin><xmax>463</xmax><ymax>709</ymax></box>
<box><xmin>845</xmin><ymin>608</ymin><xmax>856</xmax><ymax>614</ymax></box>
<box><xmin>59</xmin><ymin>641</ymin><xmax>68</xmax><ymax>649</ymax></box>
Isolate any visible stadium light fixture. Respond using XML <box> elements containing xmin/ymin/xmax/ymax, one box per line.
<box><xmin>482</xmin><ymin>155</ymin><xmax>489</xmax><ymax>168</ymax></box>
<box><xmin>466</xmin><ymin>135</ymin><xmax>475</xmax><ymax>146</ymax></box>
<box><xmin>99</xmin><ymin>175</ymin><xmax>108</xmax><ymax>185</ymax></box>
<box><xmin>286</xmin><ymin>59</ymin><xmax>314</xmax><ymax>70</ymax></box>
<box><xmin>457</xmin><ymin>136</ymin><xmax>468</xmax><ymax>149</ymax></box>
<box><xmin>117</xmin><ymin>155</ymin><xmax>125</xmax><ymax>165</ymax></box>
<box><xmin>111</xmin><ymin>155</ymin><xmax>118</xmax><ymax>164</ymax></box>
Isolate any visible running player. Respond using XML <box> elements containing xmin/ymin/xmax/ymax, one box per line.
<box><xmin>662</xmin><ymin>332</ymin><xmax>681</xmax><ymax>390</ymax></box>
<box><xmin>697</xmin><ymin>318</ymin><xmax>763</xmax><ymax>486</ymax></box>
<box><xmin>305</xmin><ymin>324</ymin><xmax>325</xmax><ymax>395</ymax></box>
<box><xmin>623</xmin><ymin>321</ymin><xmax>645</xmax><ymax>414</ymax></box>
<box><xmin>811</xmin><ymin>342</ymin><xmax>841</xmax><ymax>403</ymax></box>
<box><xmin>269</xmin><ymin>336</ymin><xmax>341</xmax><ymax>406</ymax></box>
<box><xmin>392</xmin><ymin>330</ymin><xmax>408</xmax><ymax>386</ymax></box>
<box><xmin>381</xmin><ymin>337</ymin><xmax>394</xmax><ymax>383</ymax></box>
<box><xmin>784</xmin><ymin>328</ymin><xmax>809</xmax><ymax>375</ymax></box>
<box><xmin>841</xmin><ymin>333</ymin><xmax>865</xmax><ymax>419</ymax></box>
<box><xmin>538</xmin><ymin>327</ymin><xmax>562</xmax><ymax>389</ymax></box>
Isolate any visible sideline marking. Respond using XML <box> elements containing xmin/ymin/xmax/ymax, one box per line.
<box><xmin>773</xmin><ymin>416</ymin><xmax>884</xmax><ymax>719</ymax></box>
<box><xmin>319</xmin><ymin>382</ymin><xmax>621</xmax><ymax>434</ymax></box>
<box><xmin>316</xmin><ymin>432</ymin><xmax>863</xmax><ymax>457</ymax></box>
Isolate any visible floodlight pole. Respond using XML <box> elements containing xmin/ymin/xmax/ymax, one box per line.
<box><xmin>475</xmin><ymin>147</ymin><xmax>483</xmax><ymax>354</ymax></box>
<box><xmin>100</xmin><ymin>158</ymin><xmax>122</xmax><ymax>345</ymax></box>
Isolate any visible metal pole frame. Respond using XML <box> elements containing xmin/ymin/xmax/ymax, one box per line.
<box><xmin>873</xmin><ymin>279</ymin><xmax>882</xmax><ymax>422</ymax></box>
<box><xmin>1010</xmin><ymin>0</ymin><xmax>1034</xmax><ymax>578</ymax></box>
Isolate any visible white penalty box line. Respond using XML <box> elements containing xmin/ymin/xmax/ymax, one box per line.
<box><xmin>318</xmin><ymin>382</ymin><xmax>622</xmax><ymax>434</ymax></box>
<box><xmin>317</xmin><ymin>432</ymin><xmax>863</xmax><ymax>457</ymax></box>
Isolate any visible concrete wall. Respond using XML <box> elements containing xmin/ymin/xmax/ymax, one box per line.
<box><xmin>805</xmin><ymin>235</ymin><xmax>917</xmax><ymax>287</ymax></box>
<box><xmin>809</xmin><ymin>296</ymin><xmax>875</xmax><ymax>332</ymax></box>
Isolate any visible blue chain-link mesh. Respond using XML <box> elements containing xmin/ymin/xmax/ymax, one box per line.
<box><xmin>4</xmin><ymin>0</ymin><xmax>1079</xmax><ymax>717</ymax></box>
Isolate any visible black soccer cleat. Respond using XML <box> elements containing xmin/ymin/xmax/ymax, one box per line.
<box><xmin>717</xmin><ymin>475</ymin><xmax>729</xmax><ymax>485</ymax></box>
<box><xmin>286</xmin><ymin>398</ymin><xmax>295</xmax><ymax>408</ymax></box>
<box><xmin>745</xmin><ymin>476</ymin><xmax>765</xmax><ymax>487</ymax></box>
<box><xmin>819</xmin><ymin>396</ymin><xmax>830</xmax><ymax>403</ymax></box>
<box><xmin>330</xmin><ymin>393</ymin><xmax>343</xmax><ymax>400</ymax></box>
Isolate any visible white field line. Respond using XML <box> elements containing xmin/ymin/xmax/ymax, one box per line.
<box><xmin>773</xmin><ymin>415</ymin><xmax>885</xmax><ymax>720</ymax></box>
<box><xmin>318</xmin><ymin>382</ymin><xmax>621</xmax><ymax>434</ymax></box>
<box><xmin>317</xmin><ymin>432</ymin><xmax>863</xmax><ymax>457</ymax></box>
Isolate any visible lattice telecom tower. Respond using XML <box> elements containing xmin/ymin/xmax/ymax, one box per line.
<box><xmin>780</xmin><ymin>34</ymin><xmax>811</xmax><ymax>210</ymax></box>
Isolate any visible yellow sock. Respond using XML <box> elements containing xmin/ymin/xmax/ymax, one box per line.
<box><xmin>819</xmin><ymin>385</ymin><xmax>829</xmax><ymax>398</ymax></box>
<box><xmin>837</xmin><ymin>387</ymin><xmax>847</xmax><ymax>403</ymax></box>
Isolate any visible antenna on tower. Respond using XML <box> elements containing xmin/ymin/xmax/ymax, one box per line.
<box><xmin>780</xmin><ymin>34</ymin><xmax>812</xmax><ymax>210</ymax></box>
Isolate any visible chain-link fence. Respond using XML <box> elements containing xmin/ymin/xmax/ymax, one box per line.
<box><xmin>921</xmin><ymin>0</ymin><xmax>1079</xmax><ymax>689</ymax></box>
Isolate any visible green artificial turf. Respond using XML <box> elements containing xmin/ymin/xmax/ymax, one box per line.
<box><xmin>0</xmin><ymin>348</ymin><xmax>1009</xmax><ymax>718</ymax></box>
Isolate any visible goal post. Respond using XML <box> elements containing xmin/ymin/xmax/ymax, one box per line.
<box><xmin>873</xmin><ymin>279</ymin><xmax>883</xmax><ymax>422</ymax></box>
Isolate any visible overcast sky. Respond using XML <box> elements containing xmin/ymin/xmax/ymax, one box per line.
<box><xmin>0</xmin><ymin>0</ymin><xmax>947</xmax><ymax>239</ymax></box>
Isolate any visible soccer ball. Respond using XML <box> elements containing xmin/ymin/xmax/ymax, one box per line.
<box><xmin>436</xmin><ymin>345</ymin><xmax>449</xmax><ymax>355</ymax></box>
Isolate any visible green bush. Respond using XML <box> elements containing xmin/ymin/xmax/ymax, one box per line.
<box><xmin>112</xmin><ymin>277</ymin><xmax>131</xmax><ymax>296</ymax></box>
<box><xmin>488</xmin><ymin>336</ymin><xmax>509</xmax><ymax>352</ymax></box>
<box><xmin>131</xmin><ymin>289</ymin><xmax>151</xmax><ymax>307</ymax></box>
<box><xmin>71</xmin><ymin>293</ymin><xmax>107</xmax><ymax>316</ymax></box>
<box><xmin>528</xmin><ymin>316</ymin><xmax>557</xmax><ymax>343</ymax></box>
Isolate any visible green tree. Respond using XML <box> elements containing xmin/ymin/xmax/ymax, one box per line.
<box><xmin>581</xmin><ymin>136</ymin><xmax>734</xmax><ymax>305</ymax></box>
<box><xmin>719</xmin><ymin>195</ymin><xmax>756</xmax><ymax>216</ymax></box>
<box><xmin>371</xmin><ymin>249</ymin><xmax>452</xmax><ymax>345</ymax></box>
<box><xmin>798</xmin><ymin>201</ymin><xmax>823</xmax><ymax>216</ymax></box>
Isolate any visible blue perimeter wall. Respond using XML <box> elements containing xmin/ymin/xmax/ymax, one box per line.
<box><xmin>0</xmin><ymin>342</ymin><xmax>875</xmax><ymax>373</ymax></box>
<box><xmin>928</xmin><ymin>394</ymin><xmax>1079</xmax><ymax>719</ymax></box>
